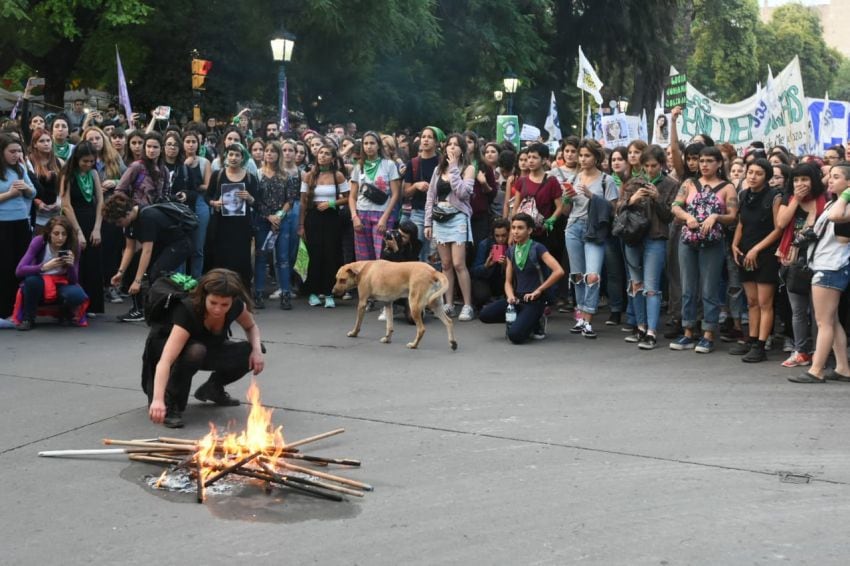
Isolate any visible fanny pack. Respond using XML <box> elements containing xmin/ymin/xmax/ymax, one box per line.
<box><xmin>432</xmin><ymin>204</ymin><xmax>459</xmax><ymax>223</ymax></box>
<box><xmin>361</xmin><ymin>182</ymin><xmax>389</xmax><ymax>205</ymax></box>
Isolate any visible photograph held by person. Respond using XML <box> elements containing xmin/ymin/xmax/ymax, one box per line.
<box><xmin>102</xmin><ymin>192</ymin><xmax>195</xmax><ymax>322</ymax></box>
<box><xmin>14</xmin><ymin>216</ymin><xmax>89</xmax><ymax>330</ymax></box>
<box><xmin>143</xmin><ymin>268</ymin><xmax>265</xmax><ymax>428</ymax></box>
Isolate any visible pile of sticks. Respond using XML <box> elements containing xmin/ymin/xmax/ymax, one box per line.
<box><xmin>38</xmin><ymin>428</ymin><xmax>372</xmax><ymax>503</ymax></box>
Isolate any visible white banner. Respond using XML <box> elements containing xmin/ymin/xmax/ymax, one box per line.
<box><xmin>807</xmin><ymin>97</ymin><xmax>850</xmax><ymax>154</ymax></box>
<box><xmin>677</xmin><ymin>56</ymin><xmax>811</xmax><ymax>154</ymax></box>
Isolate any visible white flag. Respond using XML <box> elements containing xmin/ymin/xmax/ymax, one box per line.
<box><xmin>544</xmin><ymin>91</ymin><xmax>562</xmax><ymax>141</ymax></box>
<box><xmin>585</xmin><ymin>104</ymin><xmax>593</xmax><ymax>139</ymax></box>
<box><xmin>819</xmin><ymin>91</ymin><xmax>832</xmax><ymax>152</ymax></box>
<box><xmin>576</xmin><ymin>46</ymin><xmax>603</xmax><ymax>105</ymax></box>
<box><xmin>639</xmin><ymin>109</ymin><xmax>648</xmax><ymax>143</ymax></box>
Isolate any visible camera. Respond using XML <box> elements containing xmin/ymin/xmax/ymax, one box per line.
<box><xmin>793</xmin><ymin>228</ymin><xmax>818</xmax><ymax>247</ymax></box>
<box><xmin>384</xmin><ymin>229</ymin><xmax>400</xmax><ymax>241</ymax></box>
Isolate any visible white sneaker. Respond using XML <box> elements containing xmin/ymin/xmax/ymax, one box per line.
<box><xmin>269</xmin><ymin>289</ymin><xmax>282</xmax><ymax>300</ymax></box>
<box><xmin>378</xmin><ymin>310</ymin><xmax>386</xmax><ymax>321</ymax></box>
<box><xmin>459</xmin><ymin>305</ymin><xmax>474</xmax><ymax>321</ymax></box>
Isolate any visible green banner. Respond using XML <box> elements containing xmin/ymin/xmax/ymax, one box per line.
<box><xmin>496</xmin><ymin>115</ymin><xmax>520</xmax><ymax>148</ymax></box>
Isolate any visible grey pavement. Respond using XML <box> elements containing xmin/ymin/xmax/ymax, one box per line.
<box><xmin>3</xmin><ymin>299</ymin><xmax>850</xmax><ymax>565</ymax></box>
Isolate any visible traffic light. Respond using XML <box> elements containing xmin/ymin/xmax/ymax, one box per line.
<box><xmin>191</xmin><ymin>58</ymin><xmax>212</xmax><ymax>90</ymax></box>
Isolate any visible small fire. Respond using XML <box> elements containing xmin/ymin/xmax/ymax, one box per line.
<box><xmin>195</xmin><ymin>379</ymin><xmax>285</xmax><ymax>479</ymax></box>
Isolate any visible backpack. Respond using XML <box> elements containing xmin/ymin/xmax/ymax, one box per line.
<box><xmin>146</xmin><ymin>201</ymin><xmax>199</xmax><ymax>235</ymax></box>
<box><xmin>144</xmin><ymin>273</ymin><xmax>198</xmax><ymax>327</ymax></box>
<box><xmin>680</xmin><ymin>181</ymin><xmax>729</xmax><ymax>248</ymax></box>
<box><xmin>517</xmin><ymin>175</ymin><xmax>548</xmax><ymax>228</ymax></box>
<box><xmin>612</xmin><ymin>205</ymin><xmax>651</xmax><ymax>246</ymax></box>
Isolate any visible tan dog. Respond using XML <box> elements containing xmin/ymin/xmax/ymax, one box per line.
<box><xmin>332</xmin><ymin>260</ymin><xmax>457</xmax><ymax>350</ymax></box>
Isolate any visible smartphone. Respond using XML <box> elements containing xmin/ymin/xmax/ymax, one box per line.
<box><xmin>491</xmin><ymin>244</ymin><xmax>507</xmax><ymax>262</ymax></box>
<box><xmin>58</xmin><ymin>250</ymin><xmax>70</xmax><ymax>258</ymax></box>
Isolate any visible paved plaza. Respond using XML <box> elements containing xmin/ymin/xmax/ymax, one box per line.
<box><xmin>3</xmin><ymin>301</ymin><xmax>850</xmax><ymax>565</ymax></box>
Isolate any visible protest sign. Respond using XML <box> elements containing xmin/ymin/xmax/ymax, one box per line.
<box><xmin>601</xmin><ymin>114</ymin><xmax>630</xmax><ymax>146</ymax></box>
<box><xmin>497</xmin><ymin>115</ymin><xmax>520</xmax><ymax>148</ymax></box>
<box><xmin>664</xmin><ymin>67</ymin><xmax>687</xmax><ymax>113</ymax></box>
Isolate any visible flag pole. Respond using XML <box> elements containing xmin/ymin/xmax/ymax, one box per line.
<box><xmin>581</xmin><ymin>90</ymin><xmax>585</xmax><ymax>138</ymax></box>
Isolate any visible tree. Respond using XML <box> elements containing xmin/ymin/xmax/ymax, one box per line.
<box><xmin>0</xmin><ymin>0</ymin><xmax>152</xmax><ymax>106</ymax></box>
<box><xmin>757</xmin><ymin>3</ymin><xmax>843</xmax><ymax>99</ymax></box>
<box><xmin>687</xmin><ymin>0</ymin><xmax>761</xmax><ymax>101</ymax></box>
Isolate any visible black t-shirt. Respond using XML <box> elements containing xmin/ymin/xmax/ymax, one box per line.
<box><xmin>171</xmin><ymin>298</ymin><xmax>244</xmax><ymax>348</ymax></box>
<box><xmin>739</xmin><ymin>188</ymin><xmax>779</xmax><ymax>253</ymax></box>
<box><xmin>127</xmin><ymin>206</ymin><xmax>188</xmax><ymax>249</ymax></box>
<box><xmin>403</xmin><ymin>155</ymin><xmax>439</xmax><ymax>210</ymax></box>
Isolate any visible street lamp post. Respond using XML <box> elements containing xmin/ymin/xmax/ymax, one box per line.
<box><xmin>270</xmin><ymin>31</ymin><xmax>295</xmax><ymax>132</ymax></box>
<box><xmin>503</xmin><ymin>72</ymin><xmax>519</xmax><ymax>115</ymax></box>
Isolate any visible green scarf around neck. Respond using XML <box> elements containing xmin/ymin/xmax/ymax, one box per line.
<box><xmin>514</xmin><ymin>239</ymin><xmax>532</xmax><ymax>271</ymax></box>
<box><xmin>363</xmin><ymin>159</ymin><xmax>381</xmax><ymax>181</ymax></box>
<box><xmin>54</xmin><ymin>141</ymin><xmax>71</xmax><ymax>161</ymax></box>
<box><xmin>611</xmin><ymin>173</ymin><xmax>623</xmax><ymax>188</ymax></box>
<box><xmin>75</xmin><ymin>171</ymin><xmax>94</xmax><ymax>203</ymax></box>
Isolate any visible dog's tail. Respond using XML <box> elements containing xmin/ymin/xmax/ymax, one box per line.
<box><xmin>428</xmin><ymin>271</ymin><xmax>450</xmax><ymax>305</ymax></box>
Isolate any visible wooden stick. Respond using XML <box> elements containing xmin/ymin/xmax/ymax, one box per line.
<box><xmin>202</xmin><ymin>451</ymin><xmax>260</xmax><ymax>488</ymax></box>
<box><xmin>157</xmin><ymin>436</ymin><xmax>302</xmax><ymax>453</ymax></box>
<box><xmin>278</xmin><ymin>460</ymin><xmax>374</xmax><ymax>492</ymax></box>
<box><xmin>103</xmin><ymin>439</ymin><xmax>196</xmax><ymax>451</ymax></box>
<box><xmin>196</xmin><ymin>456</ymin><xmax>205</xmax><ymax>504</ymax></box>
<box><xmin>280</xmin><ymin>452</ymin><xmax>360</xmax><ymax>467</ymax></box>
<box><xmin>129</xmin><ymin>454</ymin><xmax>182</xmax><ymax>465</ymax></box>
<box><xmin>283</xmin><ymin>428</ymin><xmax>345</xmax><ymax>450</ymax></box>
<box><xmin>229</xmin><ymin>468</ymin><xmax>343</xmax><ymax>501</ymax></box>
<box><xmin>258</xmin><ymin>461</ymin><xmax>364</xmax><ymax>498</ymax></box>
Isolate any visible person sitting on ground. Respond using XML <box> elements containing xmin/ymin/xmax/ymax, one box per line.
<box><xmin>378</xmin><ymin>220</ymin><xmax>423</xmax><ymax>322</ymax></box>
<box><xmin>471</xmin><ymin>217</ymin><xmax>510</xmax><ymax>308</ymax></box>
<box><xmin>14</xmin><ymin>216</ymin><xmax>89</xmax><ymax>330</ymax></box>
<box><xmin>479</xmin><ymin>213</ymin><xmax>564</xmax><ymax>344</ymax></box>
<box><xmin>143</xmin><ymin>268</ymin><xmax>265</xmax><ymax>428</ymax></box>
<box><xmin>102</xmin><ymin>192</ymin><xmax>195</xmax><ymax>322</ymax></box>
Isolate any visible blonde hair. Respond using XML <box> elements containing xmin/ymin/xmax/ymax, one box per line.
<box><xmin>82</xmin><ymin>125</ymin><xmax>123</xmax><ymax>180</ymax></box>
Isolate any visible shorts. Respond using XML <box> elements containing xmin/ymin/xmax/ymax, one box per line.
<box><xmin>740</xmin><ymin>250</ymin><xmax>779</xmax><ymax>284</ymax></box>
<box><xmin>812</xmin><ymin>264</ymin><xmax>850</xmax><ymax>291</ymax></box>
<box><xmin>432</xmin><ymin>210</ymin><xmax>471</xmax><ymax>245</ymax></box>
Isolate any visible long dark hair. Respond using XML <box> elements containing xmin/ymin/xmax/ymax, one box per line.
<box><xmin>437</xmin><ymin>133</ymin><xmax>470</xmax><ymax>175</ymax></box>
<box><xmin>141</xmin><ymin>132</ymin><xmax>165</xmax><ymax>187</ymax></box>
<box><xmin>305</xmin><ymin>142</ymin><xmax>341</xmax><ymax>205</ymax></box>
<box><xmin>0</xmin><ymin>134</ymin><xmax>25</xmax><ymax>181</ymax></box>
<box><xmin>789</xmin><ymin>162</ymin><xmax>826</xmax><ymax>199</ymax></box>
<box><xmin>699</xmin><ymin>146</ymin><xmax>728</xmax><ymax>181</ymax></box>
<box><xmin>60</xmin><ymin>140</ymin><xmax>98</xmax><ymax>191</ymax></box>
<box><xmin>190</xmin><ymin>268</ymin><xmax>254</xmax><ymax>319</ymax></box>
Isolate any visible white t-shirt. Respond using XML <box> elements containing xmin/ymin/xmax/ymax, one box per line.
<box><xmin>300</xmin><ymin>180</ymin><xmax>351</xmax><ymax>203</ymax></box>
<box><xmin>351</xmin><ymin>159</ymin><xmax>399</xmax><ymax>212</ymax></box>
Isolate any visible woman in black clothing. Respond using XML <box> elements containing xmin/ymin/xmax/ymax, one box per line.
<box><xmin>207</xmin><ymin>143</ymin><xmax>258</xmax><ymax>288</ymax></box>
<box><xmin>144</xmin><ymin>268</ymin><xmax>265</xmax><ymax>428</ymax></box>
<box><xmin>730</xmin><ymin>159</ymin><xmax>782</xmax><ymax>362</ymax></box>
<box><xmin>27</xmin><ymin>128</ymin><xmax>62</xmax><ymax>234</ymax></box>
<box><xmin>60</xmin><ymin>141</ymin><xmax>105</xmax><ymax>314</ymax></box>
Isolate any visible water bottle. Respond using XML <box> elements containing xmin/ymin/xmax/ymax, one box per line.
<box><xmin>505</xmin><ymin>303</ymin><xmax>517</xmax><ymax>328</ymax></box>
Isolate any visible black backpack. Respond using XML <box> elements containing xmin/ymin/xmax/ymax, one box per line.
<box><xmin>144</xmin><ymin>273</ymin><xmax>198</xmax><ymax>327</ymax></box>
<box><xmin>146</xmin><ymin>201</ymin><xmax>199</xmax><ymax>235</ymax></box>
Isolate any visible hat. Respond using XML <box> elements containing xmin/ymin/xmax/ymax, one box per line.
<box><xmin>425</xmin><ymin>126</ymin><xmax>446</xmax><ymax>143</ymax></box>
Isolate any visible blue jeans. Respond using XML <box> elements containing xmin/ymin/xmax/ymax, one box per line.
<box><xmin>565</xmin><ymin>220</ymin><xmax>606</xmax><ymax>314</ymax></box>
<box><xmin>408</xmin><ymin>208</ymin><xmax>431</xmax><ymax>262</ymax></box>
<box><xmin>624</xmin><ymin>239</ymin><xmax>667</xmax><ymax>332</ymax></box>
<box><xmin>254</xmin><ymin>203</ymin><xmax>300</xmax><ymax>295</ymax></box>
<box><xmin>21</xmin><ymin>275</ymin><xmax>88</xmax><ymax>320</ymax></box>
<box><xmin>678</xmin><ymin>240</ymin><xmax>725</xmax><ymax>333</ymax></box>
<box><xmin>191</xmin><ymin>198</ymin><xmax>211</xmax><ymax>280</ymax></box>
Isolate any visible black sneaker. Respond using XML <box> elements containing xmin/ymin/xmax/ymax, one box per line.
<box><xmin>582</xmin><ymin>323</ymin><xmax>597</xmax><ymax>339</ymax></box>
<box><xmin>163</xmin><ymin>407</ymin><xmax>184</xmax><ymax>429</ymax></box>
<box><xmin>194</xmin><ymin>382</ymin><xmax>241</xmax><ymax>406</ymax></box>
<box><xmin>280</xmin><ymin>292</ymin><xmax>292</xmax><ymax>311</ymax></box>
<box><xmin>16</xmin><ymin>319</ymin><xmax>34</xmax><ymax>331</ymax></box>
<box><xmin>729</xmin><ymin>341</ymin><xmax>753</xmax><ymax>356</ymax></box>
<box><xmin>742</xmin><ymin>344</ymin><xmax>767</xmax><ymax>363</ymax></box>
<box><xmin>105</xmin><ymin>287</ymin><xmax>124</xmax><ymax>303</ymax></box>
<box><xmin>570</xmin><ymin>319</ymin><xmax>585</xmax><ymax>334</ymax></box>
<box><xmin>605</xmin><ymin>312</ymin><xmax>621</xmax><ymax>326</ymax></box>
<box><xmin>254</xmin><ymin>295</ymin><xmax>266</xmax><ymax>310</ymax></box>
<box><xmin>624</xmin><ymin>328</ymin><xmax>643</xmax><ymax>343</ymax></box>
<box><xmin>638</xmin><ymin>334</ymin><xmax>658</xmax><ymax>350</ymax></box>
<box><xmin>532</xmin><ymin>316</ymin><xmax>548</xmax><ymax>340</ymax></box>
<box><xmin>119</xmin><ymin>309</ymin><xmax>145</xmax><ymax>322</ymax></box>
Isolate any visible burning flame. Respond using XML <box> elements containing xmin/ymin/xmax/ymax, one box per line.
<box><xmin>195</xmin><ymin>379</ymin><xmax>285</xmax><ymax>479</ymax></box>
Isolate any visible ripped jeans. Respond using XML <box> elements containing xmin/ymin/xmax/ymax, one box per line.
<box><xmin>623</xmin><ymin>239</ymin><xmax>667</xmax><ymax>332</ymax></box>
<box><xmin>565</xmin><ymin>219</ymin><xmax>606</xmax><ymax>314</ymax></box>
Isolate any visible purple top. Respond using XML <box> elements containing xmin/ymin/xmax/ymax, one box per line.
<box><xmin>15</xmin><ymin>235</ymin><xmax>80</xmax><ymax>284</ymax></box>
<box><xmin>424</xmin><ymin>164</ymin><xmax>473</xmax><ymax>228</ymax></box>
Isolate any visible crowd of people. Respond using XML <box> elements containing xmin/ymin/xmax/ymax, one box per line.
<box><xmin>4</xmin><ymin>87</ymin><xmax>850</xmax><ymax>387</ymax></box>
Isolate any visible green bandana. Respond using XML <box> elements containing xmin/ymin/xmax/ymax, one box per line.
<box><xmin>54</xmin><ymin>141</ymin><xmax>71</xmax><ymax>161</ymax></box>
<box><xmin>169</xmin><ymin>272</ymin><xmax>198</xmax><ymax>291</ymax></box>
<box><xmin>363</xmin><ymin>159</ymin><xmax>381</xmax><ymax>181</ymax></box>
<box><xmin>319</xmin><ymin>165</ymin><xmax>331</xmax><ymax>172</ymax></box>
<box><xmin>611</xmin><ymin>173</ymin><xmax>623</xmax><ymax>188</ymax></box>
<box><xmin>76</xmin><ymin>171</ymin><xmax>94</xmax><ymax>203</ymax></box>
<box><xmin>514</xmin><ymin>239</ymin><xmax>532</xmax><ymax>271</ymax></box>
<box><xmin>647</xmin><ymin>173</ymin><xmax>663</xmax><ymax>186</ymax></box>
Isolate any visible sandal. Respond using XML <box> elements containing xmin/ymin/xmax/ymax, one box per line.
<box><xmin>787</xmin><ymin>372</ymin><xmax>826</xmax><ymax>384</ymax></box>
<box><xmin>825</xmin><ymin>369</ymin><xmax>850</xmax><ymax>383</ymax></box>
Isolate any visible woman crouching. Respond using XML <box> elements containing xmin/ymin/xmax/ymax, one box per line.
<box><xmin>145</xmin><ymin>268</ymin><xmax>265</xmax><ymax>428</ymax></box>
